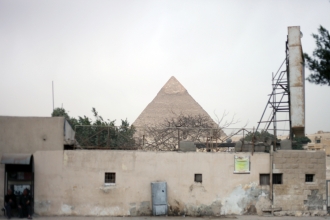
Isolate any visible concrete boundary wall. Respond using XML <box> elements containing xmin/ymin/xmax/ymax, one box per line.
<box><xmin>33</xmin><ymin>151</ymin><xmax>270</xmax><ymax>216</ymax></box>
<box><xmin>2</xmin><ymin>149</ymin><xmax>326</xmax><ymax>216</ymax></box>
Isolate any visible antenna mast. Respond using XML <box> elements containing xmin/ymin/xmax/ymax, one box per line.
<box><xmin>52</xmin><ymin>81</ymin><xmax>54</xmax><ymax>111</ymax></box>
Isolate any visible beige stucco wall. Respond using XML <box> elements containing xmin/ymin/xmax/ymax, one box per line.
<box><xmin>0</xmin><ymin>116</ymin><xmax>66</xmax><ymax>154</ymax></box>
<box><xmin>0</xmin><ymin>116</ymin><xmax>66</xmax><ymax>207</ymax></box>
<box><xmin>33</xmin><ymin>150</ymin><xmax>270</xmax><ymax>216</ymax></box>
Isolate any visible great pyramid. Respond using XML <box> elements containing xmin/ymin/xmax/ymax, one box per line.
<box><xmin>133</xmin><ymin>76</ymin><xmax>216</xmax><ymax>128</ymax></box>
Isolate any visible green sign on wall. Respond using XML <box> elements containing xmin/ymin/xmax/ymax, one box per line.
<box><xmin>234</xmin><ymin>155</ymin><xmax>250</xmax><ymax>173</ymax></box>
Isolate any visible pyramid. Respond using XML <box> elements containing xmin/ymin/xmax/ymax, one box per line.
<box><xmin>133</xmin><ymin>76</ymin><xmax>216</xmax><ymax>128</ymax></box>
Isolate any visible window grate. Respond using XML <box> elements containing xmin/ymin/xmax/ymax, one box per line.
<box><xmin>260</xmin><ymin>174</ymin><xmax>270</xmax><ymax>185</ymax></box>
<box><xmin>105</xmin><ymin>172</ymin><xmax>116</xmax><ymax>184</ymax></box>
<box><xmin>305</xmin><ymin>174</ymin><xmax>314</xmax><ymax>182</ymax></box>
<box><xmin>195</xmin><ymin>174</ymin><xmax>202</xmax><ymax>183</ymax></box>
<box><xmin>273</xmin><ymin>174</ymin><xmax>282</xmax><ymax>184</ymax></box>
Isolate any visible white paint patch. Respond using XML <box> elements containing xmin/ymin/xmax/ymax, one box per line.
<box><xmin>89</xmin><ymin>206</ymin><xmax>122</xmax><ymax>216</ymax></box>
<box><xmin>221</xmin><ymin>182</ymin><xmax>258</xmax><ymax>215</ymax></box>
<box><xmin>122</xmin><ymin>164</ymin><xmax>127</xmax><ymax>170</ymax></box>
<box><xmin>34</xmin><ymin>200</ymin><xmax>52</xmax><ymax>214</ymax></box>
<box><xmin>99</xmin><ymin>185</ymin><xmax>115</xmax><ymax>193</ymax></box>
<box><xmin>88</xmin><ymin>206</ymin><xmax>101</xmax><ymax>215</ymax></box>
<box><xmin>61</xmin><ymin>204</ymin><xmax>73</xmax><ymax>215</ymax></box>
<box><xmin>259</xmin><ymin>191</ymin><xmax>267</xmax><ymax>198</ymax></box>
<box><xmin>63</xmin><ymin>152</ymin><xmax>68</xmax><ymax>166</ymax></box>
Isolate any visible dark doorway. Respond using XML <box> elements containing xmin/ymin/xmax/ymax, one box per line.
<box><xmin>1</xmin><ymin>154</ymin><xmax>34</xmax><ymax>214</ymax></box>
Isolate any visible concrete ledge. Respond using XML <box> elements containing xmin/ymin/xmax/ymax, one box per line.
<box><xmin>262</xmin><ymin>207</ymin><xmax>282</xmax><ymax>212</ymax></box>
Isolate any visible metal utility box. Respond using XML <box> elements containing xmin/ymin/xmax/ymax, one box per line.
<box><xmin>280</xmin><ymin>139</ymin><xmax>292</xmax><ymax>150</ymax></box>
<box><xmin>179</xmin><ymin>140</ymin><xmax>196</xmax><ymax>152</ymax></box>
<box><xmin>151</xmin><ymin>182</ymin><xmax>167</xmax><ymax>216</ymax></box>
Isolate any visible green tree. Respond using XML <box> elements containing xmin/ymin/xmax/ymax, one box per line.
<box><xmin>293</xmin><ymin>136</ymin><xmax>311</xmax><ymax>150</ymax></box>
<box><xmin>243</xmin><ymin>130</ymin><xmax>276</xmax><ymax>142</ymax></box>
<box><xmin>304</xmin><ymin>26</ymin><xmax>330</xmax><ymax>86</ymax></box>
<box><xmin>51</xmin><ymin>107</ymin><xmax>135</xmax><ymax>148</ymax></box>
<box><xmin>51</xmin><ymin>107</ymin><xmax>70</xmax><ymax>120</ymax></box>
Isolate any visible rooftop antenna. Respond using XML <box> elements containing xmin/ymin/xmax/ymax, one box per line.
<box><xmin>52</xmin><ymin>81</ymin><xmax>54</xmax><ymax>111</ymax></box>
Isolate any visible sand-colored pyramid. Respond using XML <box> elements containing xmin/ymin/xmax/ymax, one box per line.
<box><xmin>133</xmin><ymin>76</ymin><xmax>216</xmax><ymax>128</ymax></box>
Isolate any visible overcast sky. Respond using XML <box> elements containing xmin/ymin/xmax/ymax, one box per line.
<box><xmin>1</xmin><ymin>0</ymin><xmax>329</xmax><ymax>135</ymax></box>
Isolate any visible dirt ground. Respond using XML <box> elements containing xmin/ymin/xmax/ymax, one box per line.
<box><xmin>1</xmin><ymin>216</ymin><xmax>329</xmax><ymax>220</ymax></box>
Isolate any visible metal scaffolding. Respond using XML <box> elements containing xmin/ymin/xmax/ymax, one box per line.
<box><xmin>255</xmin><ymin>40</ymin><xmax>292</xmax><ymax>141</ymax></box>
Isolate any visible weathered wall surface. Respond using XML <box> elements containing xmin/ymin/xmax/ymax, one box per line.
<box><xmin>326</xmin><ymin>157</ymin><xmax>330</xmax><ymax>180</ymax></box>
<box><xmin>33</xmin><ymin>151</ymin><xmax>64</xmax><ymax>215</ymax></box>
<box><xmin>0</xmin><ymin>116</ymin><xmax>67</xmax><ymax>206</ymax></box>
<box><xmin>0</xmin><ymin>116</ymin><xmax>65</xmax><ymax>154</ymax></box>
<box><xmin>33</xmin><ymin>151</ymin><xmax>270</xmax><ymax>216</ymax></box>
<box><xmin>273</xmin><ymin>150</ymin><xmax>326</xmax><ymax>216</ymax></box>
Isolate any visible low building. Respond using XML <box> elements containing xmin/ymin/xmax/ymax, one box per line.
<box><xmin>0</xmin><ymin>116</ymin><xmax>327</xmax><ymax>216</ymax></box>
<box><xmin>306</xmin><ymin>132</ymin><xmax>330</xmax><ymax>155</ymax></box>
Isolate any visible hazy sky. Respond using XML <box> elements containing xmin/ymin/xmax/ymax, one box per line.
<box><xmin>1</xmin><ymin>0</ymin><xmax>329</xmax><ymax>135</ymax></box>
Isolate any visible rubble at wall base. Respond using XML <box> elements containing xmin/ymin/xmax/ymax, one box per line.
<box><xmin>273</xmin><ymin>210</ymin><xmax>327</xmax><ymax>217</ymax></box>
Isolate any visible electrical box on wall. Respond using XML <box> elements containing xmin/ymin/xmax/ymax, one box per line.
<box><xmin>151</xmin><ymin>182</ymin><xmax>167</xmax><ymax>216</ymax></box>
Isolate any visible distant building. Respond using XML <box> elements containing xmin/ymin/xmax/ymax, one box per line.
<box><xmin>0</xmin><ymin>116</ymin><xmax>327</xmax><ymax>216</ymax></box>
<box><xmin>306</xmin><ymin>131</ymin><xmax>330</xmax><ymax>155</ymax></box>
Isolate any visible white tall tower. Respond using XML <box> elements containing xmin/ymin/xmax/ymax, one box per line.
<box><xmin>288</xmin><ymin>26</ymin><xmax>305</xmax><ymax>137</ymax></box>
